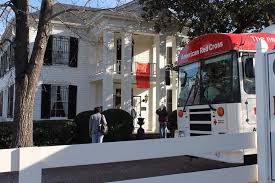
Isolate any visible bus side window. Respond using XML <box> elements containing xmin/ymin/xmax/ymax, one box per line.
<box><xmin>244</xmin><ymin>57</ymin><xmax>255</xmax><ymax>78</ymax></box>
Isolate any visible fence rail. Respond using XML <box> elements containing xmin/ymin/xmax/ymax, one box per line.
<box><xmin>109</xmin><ymin>165</ymin><xmax>258</xmax><ymax>183</ymax></box>
<box><xmin>0</xmin><ymin>132</ymin><xmax>256</xmax><ymax>183</ymax></box>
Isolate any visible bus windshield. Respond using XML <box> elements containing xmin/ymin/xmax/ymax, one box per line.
<box><xmin>178</xmin><ymin>52</ymin><xmax>240</xmax><ymax>107</ymax></box>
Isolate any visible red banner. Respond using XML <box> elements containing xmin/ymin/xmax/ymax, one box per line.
<box><xmin>136</xmin><ymin>63</ymin><xmax>150</xmax><ymax>88</ymax></box>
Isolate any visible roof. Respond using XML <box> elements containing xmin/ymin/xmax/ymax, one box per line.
<box><xmin>31</xmin><ymin>2</ymin><xmax>140</xmax><ymax>25</ymax></box>
<box><xmin>178</xmin><ymin>33</ymin><xmax>275</xmax><ymax>65</ymax></box>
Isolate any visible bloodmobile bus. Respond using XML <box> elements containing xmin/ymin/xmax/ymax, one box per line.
<box><xmin>177</xmin><ymin>33</ymin><xmax>275</xmax><ymax>162</ymax></box>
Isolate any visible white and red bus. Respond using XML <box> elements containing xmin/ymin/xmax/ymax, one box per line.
<box><xmin>177</xmin><ymin>33</ymin><xmax>275</xmax><ymax>162</ymax></box>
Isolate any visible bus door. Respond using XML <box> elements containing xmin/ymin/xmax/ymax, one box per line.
<box><xmin>268</xmin><ymin>52</ymin><xmax>275</xmax><ymax>181</ymax></box>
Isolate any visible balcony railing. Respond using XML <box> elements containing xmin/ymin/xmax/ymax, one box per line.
<box><xmin>131</xmin><ymin>62</ymin><xmax>156</xmax><ymax>76</ymax></box>
<box><xmin>95</xmin><ymin>60</ymin><xmax>157</xmax><ymax>76</ymax></box>
<box><xmin>96</xmin><ymin>61</ymin><xmax>104</xmax><ymax>74</ymax></box>
<box><xmin>113</xmin><ymin>60</ymin><xmax>121</xmax><ymax>74</ymax></box>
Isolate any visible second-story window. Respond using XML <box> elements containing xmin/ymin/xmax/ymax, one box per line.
<box><xmin>0</xmin><ymin>42</ymin><xmax>15</xmax><ymax>78</ymax></box>
<box><xmin>0</xmin><ymin>52</ymin><xmax>8</xmax><ymax>77</ymax></box>
<box><xmin>52</xmin><ymin>36</ymin><xmax>69</xmax><ymax>65</ymax></box>
<box><xmin>44</xmin><ymin>35</ymin><xmax>78</xmax><ymax>67</ymax></box>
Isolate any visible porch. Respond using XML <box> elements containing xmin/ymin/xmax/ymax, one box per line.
<box><xmin>88</xmin><ymin>32</ymin><xmax>178</xmax><ymax>133</ymax></box>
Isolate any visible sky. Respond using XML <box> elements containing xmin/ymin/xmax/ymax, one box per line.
<box><xmin>0</xmin><ymin>0</ymin><xmax>132</xmax><ymax>8</ymax></box>
<box><xmin>29</xmin><ymin>0</ymin><xmax>132</xmax><ymax>9</ymax></box>
<box><xmin>0</xmin><ymin>0</ymin><xmax>133</xmax><ymax>35</ymax></box>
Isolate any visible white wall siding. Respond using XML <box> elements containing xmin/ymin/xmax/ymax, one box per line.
<box><xmin>134</xmin><ymin>35</ymin><xmax>153</xmax><ymax>63</ymax></box>
<box><xmin>29</xmin><ymin>26</ymin><xmax>94</xmax><ymax>120</ymax></box>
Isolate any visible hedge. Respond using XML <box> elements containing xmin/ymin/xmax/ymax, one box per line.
<box><xmin>167</xmin><ymin>110</ymin><xmax>178</xmax><ymax>137</ymax></box>
<box><xmin>74</xmin><ymin>109</ymin><xmax>134</xmax><ymax>143</ymax></box>
<box><xmin>0</xmin><ymin>120</ymin><xmax>77</xmax><ymax>149</ymax></box>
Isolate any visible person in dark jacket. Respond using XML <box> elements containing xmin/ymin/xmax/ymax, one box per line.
<box><xmin>156</xmin><ymin>105</ymin><xmax>168</xmax><ymax>138</ymax></box>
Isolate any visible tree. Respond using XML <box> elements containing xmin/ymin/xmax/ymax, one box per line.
<box><xmin>0</xmin><ymin>0</ymin><xmax>91</xmax><ymax>147</ymax></box>
<box><xmin>0</xmin><ymin>0</ymin><xmax>131</xmax><ymax>147</ymax></box>
<box><xmin>10</xmin><ymin>0</ymin><xmax>53</xmax><ymax>147</ymax></box>
<box><xmin>138</xmin><ymin>0</ymin><xmax>275</xmax><ymax>38</ymax></box>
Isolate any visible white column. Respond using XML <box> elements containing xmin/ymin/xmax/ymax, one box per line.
<box><xmin>102</xmin><ymin>31</ymin><xmax>114</xmax><ymax>110</ymax></box>
<box><xmin>155</xmin><ymin>35</ymin><xmax>167</xmax><ymax>108</ymax></box>
<box><xmin>255</xmin><ymin>40</ymin><xmax>269</xmax><ymax>183</ymax></box>
<box><xmin>89</xmin><ymin>82</ymin><xmax>96</xmax><ymax>110</ymax></box>
<box><xmin>121</xmin><ymin>33</ymin><xmax>132</xmax><ymax>113</ymax></box>
<box><xmin>171</xmin><ymin>36</ymin><xmax>177</xmax><ymax>111</ymax></box>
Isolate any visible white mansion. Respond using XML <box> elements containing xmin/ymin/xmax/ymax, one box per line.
<box><xmin>0</xmin><ymin>1</ymin><xmax>184</xmax><ymax>133</ymax></box>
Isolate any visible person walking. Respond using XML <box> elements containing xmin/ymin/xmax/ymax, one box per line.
<box><xmin>89</xmin><ymin>107</ymin><xmax>107</xmax><ymax>143</ymax></box>
<box><xmin>156</xmin><ymin>105</ymin><xmax>168</xmax><ymax>138</ymax></box>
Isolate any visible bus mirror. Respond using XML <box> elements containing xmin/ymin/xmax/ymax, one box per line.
<box><xmin>245</xmin><ymin>58</ymin><xmax>255</xmax><ymax>78</ymax></box>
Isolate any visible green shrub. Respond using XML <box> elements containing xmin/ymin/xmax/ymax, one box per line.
<box><xmin>74</xmin><ymin>109</ymin><xmax>134</xmax><ymax>143</ymax></box>
<box><xmin>33</xmin><ymin>120</ymin><xmax>77</xmax><ymax>146</ymax></box>
<box><xmin>102</xmin><ymin>109</ymin><xmax>134</xmax><ymax>142</ymax></box>
<box><xmin>167</xmin><ymin>110</ymin><xmax>178</xmax><ymax>137</ymax></box>
<box><xmin>74</xmin><ymin>110</ymin><xmax>96</xmax><ymax>143</ymax></box>
<box><xmin>0</xmin><ymin>122</ymin><xmax>15</xmax><ymax>149</ymax></box>
<box><xmin>0</xmin><ymin>120</ymin><xmax>77</xmax><ymax>149</ymax></box>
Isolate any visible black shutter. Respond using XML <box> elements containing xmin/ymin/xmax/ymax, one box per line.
<box><xmin>165</xmin><ymin>69</ymin><xmax>171</xmax><ymax>85</ymax></box>
<box><xmin>9</xmin><ymin>40</ymin><xmax>15</xmax><ymax>68</ymax></box>
<box><xmin>68</xmin><ymin>85</ymin><xmax>77</xmax><ymax>119</ymax></box>
<box><xmin>117</xmin><ymin>39</ymin><xmax>122</xmax><ymax>60</ymax></box>
<box><xmin>131</xmin><ymin>40</ymin><xmax>134</xmax><ymax>58</ymax></box>
<box><xmin>41</xmin><ymin>84</ymin><xmax>51</xmax><ymax>119</ymax></box>
<box><xmin>167</xmin><ymin>47</ymin><xmax>172</xmax><ymax>65</ymax></box>
<box><xmin>44</xmin><ymin>36</ymin><xmax>52</xmax><ymax>65</ymax></box>
<box><xmin>69</xmin><ymin>37</ymin><xmax>78</xmax><ymax>67</ymax></box>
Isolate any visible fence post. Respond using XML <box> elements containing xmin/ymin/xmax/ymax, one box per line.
<box><xmin>18</xmin><ymin>147</ymin><xmax>42</xmax><ymax>183</ymax></box>
<box><xmin>255</xmin><ymin>39</ymin><xmax>269</xmax><ymax>183</ymax></box>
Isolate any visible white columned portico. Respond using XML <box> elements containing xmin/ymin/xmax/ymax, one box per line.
<box><xmin>155</xmin><ymin>35</ymin><xmax>167</xmax><ymax>108</ymax></box>
<box><xmin>121</xmin><ymin>33</ymin><xmax>133</xmax><ymax>113</ymax></box>
<box><xmin>102</xmin><ymin>31</ymin><xmax>114</xmax><ymax>110</ymax></box>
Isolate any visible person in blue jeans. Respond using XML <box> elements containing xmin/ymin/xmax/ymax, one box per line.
<box><xmin>156</xmin><ymin>105</ymin><xmax>168</xmax><ymax>138</ymax></box>
<box><xmin>89</xmin><ymin>107</ymin><xmax>107</xmax><ymax>143</ymax></box>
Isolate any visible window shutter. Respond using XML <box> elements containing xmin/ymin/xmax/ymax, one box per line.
<box><xmin>68</xmin><ymin>85</ymin><xmax>77</xmax><ymax>119</ymax></box>
<box><xmin>10</xmin><ymin>43</ymin><xmax>15</xmax><ymax>68</ymax></box>
<box><xmin>41</xmin><ymin>84</ymin><xmax>51</xmax><ymax>119</ymax></box>
<box><xmin>165</xmin><ymin>69</ymin><xmax>171</xmax><ymax>85</ymax></box>
<box><xmin>44</xmin><ymin>36</ymin><xmax>53</xmax><ymax>65</ymax></box>
<box><xmin>69</xmin><ymin>37</ymin><xmax>78</xmax><ymax>67</ymax></box>
<box><xmin>167</xmin><ymin>47</ymin><xmax>172</xmax><ymax>65</ymax></box>
<box><xmin>117</xmin><ymin>39</ymin><xmax>122</xmax><ymax>60</ymax></box>
<box><xmin>7</xmin><ymin>85</ymin><xmax>14</xmax><ymax>118</ymax></box>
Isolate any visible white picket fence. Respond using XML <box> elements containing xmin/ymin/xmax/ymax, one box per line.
<box><xmin>0</xmin><ymin>132</ymin><xmax>257</xmax><ymax>183</ymax></box>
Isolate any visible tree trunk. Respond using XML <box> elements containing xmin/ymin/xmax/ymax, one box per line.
<box><xmin>14</xmin><ymin>0</ymin><xmax>53</xmax><ymax>147</ymax></box>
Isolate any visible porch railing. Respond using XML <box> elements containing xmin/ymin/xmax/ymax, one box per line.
<box><xmin>95</xmin><ymin>60</ymin><xmax>157</xmax><ymax>76</ymax></box>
